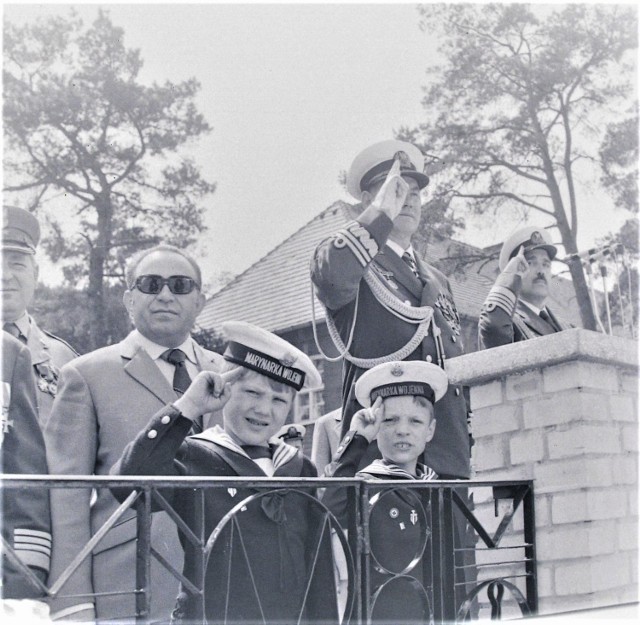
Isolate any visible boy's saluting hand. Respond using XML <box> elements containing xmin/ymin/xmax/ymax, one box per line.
<box><xmin>352</xmin><ymin>396</ymin><xmax>384</xmax><ymax>443</ymax></box>
<box><xmin>174</xmin><ymin>367</ymin><xmax>244</xmax><ymax>420</ymax></box>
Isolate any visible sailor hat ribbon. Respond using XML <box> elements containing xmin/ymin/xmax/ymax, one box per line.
<box><xmin>355</xmin><ymin>360</ymin><xmax>448</xmax><ymax>408</ymax></box>
<box><xmin>222</xmin><ymin>321</ymin><xmax>322</xmax><ymax>390</ymax></box>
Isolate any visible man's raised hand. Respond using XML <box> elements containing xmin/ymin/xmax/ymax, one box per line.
<box><xmin>503</xmin><ymin>245</ymin><xmax>530</xmax><ymax>278</ymax></box>
<box><xmin>371</xmin><ymin>158</ymin><xmax>409</xmax><ymax>221</ymax></box>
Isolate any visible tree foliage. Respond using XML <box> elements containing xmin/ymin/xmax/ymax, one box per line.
<box><xmin>3</xmin><ymin>10</ymin><xmax>215</xmax><ymax>348</ymax></box>
<box><xmin>402</xmin><ymin>3</ymin><xmax>637</xmax><ymax>330</ymax></box>
<box><xmin>31</xmin><ymin>283</ymin><xmax>131</xmax><ymax>356</ymax></box>
<box><xmin>597</xmin><ymin>217</ymin><xmax>639</xmax><ymax>336</ymax></box>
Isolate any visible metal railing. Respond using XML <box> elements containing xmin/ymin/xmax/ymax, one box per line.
<box><xmin>1</xmin><ymin>475</ymin><xmax>537</xmax><ymax>623</ymax></box>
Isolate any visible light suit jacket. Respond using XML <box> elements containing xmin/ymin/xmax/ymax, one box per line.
<box><xmin>44</xmin><ymin>331</ymin><xmax>224</xmax><ymax>622</ymax></box>
<box><xmin>310</xmin><ymin>409</ymin><xmax>342</xmax><ymax>475</ymax></box>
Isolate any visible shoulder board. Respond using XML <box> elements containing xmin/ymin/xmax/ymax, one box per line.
<box><xmin>41</xmin><ymin>329</ymin><xmax>80</xmax><ymax>356</ymax></box>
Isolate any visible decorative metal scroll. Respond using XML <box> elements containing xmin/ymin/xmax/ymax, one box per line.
<box><xmin>0</xmin><ymin>476</ymin><xmax>537</xmax><ymax>624</ymax></box>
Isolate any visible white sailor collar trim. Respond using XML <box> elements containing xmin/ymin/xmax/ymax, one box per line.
<box><xmin>190</xmin><ymin>425</ymin><xmax>298</xmax><ymax>469</ymax></box>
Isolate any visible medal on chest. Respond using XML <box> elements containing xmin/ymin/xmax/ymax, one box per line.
<box><xmin>34</xmin><ymin>362</ymin><xmax>59</xmax><ymax>398</ymax></box>
<box><xmin>434</xmin><ymin>292</ymin><xmax>461</xmax><ymax>336</ymax></box>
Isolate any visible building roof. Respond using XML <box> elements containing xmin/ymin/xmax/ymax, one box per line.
<box><xmin>197</xmin><ymin>202</ymin><xmax>582</xmax><ymax>334</ymax></box>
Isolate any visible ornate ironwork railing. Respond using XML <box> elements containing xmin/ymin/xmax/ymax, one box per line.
<box><xmin>1</xmin><ymin>475</ymin><xmax>537</xmax><ymax>623</ymax></box>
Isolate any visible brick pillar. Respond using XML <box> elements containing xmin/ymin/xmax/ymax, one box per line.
<box><xmin>446</xmin><ymin>329</ymin><xmax>638</xmax><ymax>616</ymax></box>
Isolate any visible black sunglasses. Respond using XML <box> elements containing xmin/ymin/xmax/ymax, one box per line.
<box><xmin>132</xmin><ymin>274</ymin><xmax>200</xmax><ymax>295</ymax></box>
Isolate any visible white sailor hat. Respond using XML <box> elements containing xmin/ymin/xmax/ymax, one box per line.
<box><xmin>355</xmin><ymin>361</ymin><xmax>448</xmax><ymax>408</ymax></box>
<box><xmin>346</xmin><ymin>139</ymin><xmax>430</xmax><ymax>200</ymax></box>
<box><xmin>2</xmin><ymin>206</ymin><xmax>41</xmax><ymax>255</ymax></box>
<box><xmin>498</xmin><ymin>226</ymin><xmax>558</xmax><ymax>271</ymax></box>
<box><xmin>221</xmin><ymin>321</ymin><xmax>322</xmax><ymax>391</ymax></box>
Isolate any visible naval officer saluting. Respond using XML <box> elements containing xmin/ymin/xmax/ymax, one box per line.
<box><xmin>311</xmin><ymin>140</ymin><xmax>472</xmax><ymax>480</ymax></box>
<box><xmin>478</xmin><ymin>226</ymin><xmax>572</xmax><ymax>349</ymax></box>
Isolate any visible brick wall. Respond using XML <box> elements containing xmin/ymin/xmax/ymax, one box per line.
<box><xmin>446</xmin><ymin>329</ymin><xmax>638</xmax><ymax>616</ymax></box>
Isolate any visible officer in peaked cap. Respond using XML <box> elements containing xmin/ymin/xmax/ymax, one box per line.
<box><xmin>112</xmin><ymin>320</ymin><xmax>337</xmax><ymax>624</ymax></box>
<box><xmin>311</xmin><ymin>140</ymin><xmax>473</xmax><ymax>481</ymax></box>
<box><xmin>2</xmin><ymin>205</ymin><xmax>78</xmax><ymax>425</ymax></box>
<box><xmin>346</xmin><ymin>139</ymin><xmax>430</xmax><ymax>200</ymax></box>
<box><xmin>479</xmin><ymin>225</ymin><xmax>572</xmax><ymax>349</ymax></box>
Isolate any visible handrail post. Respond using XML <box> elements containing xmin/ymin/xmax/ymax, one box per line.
<box><xmin>135</xmin><ymin>487</ymin><xmax>152</xmax><ymax>623</ymax></box>
<box><xmin>193</xmin><ymin>487</ymin><xmax>206</xmax><ymax>621</ymax></box>
<box><xmin>431</xmin><ymin>486</ymin><xmax>444</xmax><ymax>624</ymax></box>
<box><xmin>359</xmin><ymin>480</ymin><xmax>371</xmax><ymax>625</ymax></box>
<box><xmin>523</xmin><ymin>482</ymin><xmax>538</xmax><ymax>616</ymax></box>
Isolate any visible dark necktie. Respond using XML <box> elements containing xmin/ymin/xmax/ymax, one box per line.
<box><xmin>162</xmin><ymin>349</ymin><xmax>202</xmax><ymax>433</ymax></box>
<box><xmin>402</xmin><ymin>251</ymin><xmax>421</xmax><ymax>280</ymax></box>
<box><xmin>3</xmin><ymin>322</ymin><xmax>27</xmax><ymax>344</ymax></box>
<box><xmin>241</xmin><ymin>445</ymin><xmax>272</xmax><ymax>460</ymax></box>
<box><xmin>539</xmin><ymin>309</ymin><xmax>558</xmax><ymax>331</ymax></box>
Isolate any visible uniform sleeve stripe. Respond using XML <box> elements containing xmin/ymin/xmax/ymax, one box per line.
<box><xmin>14</xmin><ymin>548</ymin><xmax>50</xmax><ymax>571</ymax></box>
<box><xmin>341</xmin><ymin>228</ymin><xmax>375</xmax><ymax>264</ymax></box>
<box><xmin>14</xmin><ymin>529</ymin><xmax>52</xmax><ymax>541</ymax></box>
<box><xmin>485</xmin><ymin>286</ymin><xmax>517</xmax><ymax>314</ymax></box>
<box><xmin>15</xmin><ymin>536</ymin><xmax>51</xmax><ymax>548</ymax></box>
<box><xmin>15</xmin><ymin>541</ymin><xmax>51</xmax><ymax>555</ymax></box>
<box><xmin>336</xmin><ymin>232</ymin><xmax>368</xmax><ymax>267</ymax></box>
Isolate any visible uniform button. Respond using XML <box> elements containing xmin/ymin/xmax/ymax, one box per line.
<box><xmin>455</xmin><ymin>388</ymin><xmax>460</xmax><ymax>396</ymax></box>
<box><xmin>426</xmin><ymin>355</ymin><xmax>432</xmax><ymax>363</ymax></box>
<box><xmin>451</xmin><ymin>335</ymin><xmax>457</xmax><ymax>343</ymax></box>
<box><xmin>147</xmin><ymin>430</ymin><xmax>158</xmax><ymax>439</ymax></box>
<box><xmin>161</xmin><ymin>415</ymin><xmax>171</xmax><ymax>424</ymax></box>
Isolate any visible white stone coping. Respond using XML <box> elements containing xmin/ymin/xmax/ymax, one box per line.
<box><xmin>446</xmin><ymin>329</ymin><xmax>638</xmax><ymax>386</ymax></box>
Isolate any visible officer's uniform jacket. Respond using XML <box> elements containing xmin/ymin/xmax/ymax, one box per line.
<box><xmin>322</xmin><ymin>432</ymin><xmax>435</xmax><ymax>623</ymax></box>
<box><xmin>1</xmin><ymin>332</ymin><xmax>52</xmax><ymax>599</ymax></box>
<box><xmin>112</xmin><ymin>412</ymin><xmax>337</xmax><ymax>625</ymax></box>
<box><xmin>43</xmin><ymin>331</ymin><xmax>224</xmax><ymax>622</ymax></box>
<box><xmin>23</xmin><ymin>317</ymin><xmax>78</xmax><ymax>427</ymax></box>
<box><xmin>311</xmin><ymin>209</ymin><xmax>471</xmax><ymax>478</ymax></box>
<box><xmin>478</xmin><ymin>272</ymin><xmax>572</xmax><ymax>350</ymax></box>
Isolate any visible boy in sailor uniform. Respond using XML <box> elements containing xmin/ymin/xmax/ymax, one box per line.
<box><xmin>323</xmin><ymin>360</ymin><xmax>448</xmax><ymax>624</ymax></box>
<box><xmin>112</xmin><ymin>322</ymin><xmax>337</xmax><ymax>625</ymax></box>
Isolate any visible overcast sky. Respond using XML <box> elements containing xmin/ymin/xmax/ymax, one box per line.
<box><xmin>4</xmin><ymin>2</ymin><xmax>632</xmax><ymax>292</ymax></box>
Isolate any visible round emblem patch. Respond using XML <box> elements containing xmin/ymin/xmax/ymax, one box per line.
<box><xmin>389</xmin><ymin>508</ymin><xmax>399</xmax><ymax>519</ymax></box>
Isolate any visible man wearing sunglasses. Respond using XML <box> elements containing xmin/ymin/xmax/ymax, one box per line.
<box><xmin>44</xmin><ymin>244</ymin><xmax>224</xmax><ymax>623</ymax></box>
